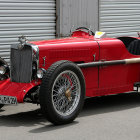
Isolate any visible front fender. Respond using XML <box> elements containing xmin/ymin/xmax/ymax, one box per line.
<box><xmin>0</xmin><ymin>79</ymin><xmax>40</xmax><ymax>103</ymax></box>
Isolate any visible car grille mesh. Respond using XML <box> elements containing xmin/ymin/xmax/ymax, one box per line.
<box><xmin>10</xmin><ymin>45</ymin><xmax>32</xmax><ymax>83</ymax></box>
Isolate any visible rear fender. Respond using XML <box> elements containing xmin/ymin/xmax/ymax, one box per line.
<box><xmin>0</xmin><ymin>79</ymin><xmax>41</xmax><ymax>103</ymax></box>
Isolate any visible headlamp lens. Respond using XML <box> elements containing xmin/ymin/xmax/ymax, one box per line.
<box><xmin>37</xmin><ymin>69</ymin><xmax>44</xmax><ymax>79</ymax></box>
<box><xmin>0</xmin><ymin>66</ymin><xmax>6</xmax><ymax>75</ymax></box>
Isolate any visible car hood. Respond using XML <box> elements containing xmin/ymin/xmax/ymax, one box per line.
<box><xmin>31</xmin><ymin>37</ymin><xmax>95</xmax><ymax>46</ymax></box>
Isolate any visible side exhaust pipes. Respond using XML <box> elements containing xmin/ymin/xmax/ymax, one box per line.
<box><xmin>78</xmin><ymin>58</ymin><xmax>140</xmax><ymax>68</ymax></box>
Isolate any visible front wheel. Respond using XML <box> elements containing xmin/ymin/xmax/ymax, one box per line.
<box><xmin>39</xmin><ymin>61</ymin><xmax>85</xmax><ymax>125</ymax></box>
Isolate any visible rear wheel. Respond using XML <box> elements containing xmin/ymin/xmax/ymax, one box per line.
<box><xmin>39</xmin><ymin>61</ymin><xmax>85</xmax><ymax>125</ymax></box>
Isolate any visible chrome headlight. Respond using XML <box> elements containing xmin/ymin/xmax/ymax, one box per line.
<box><xmin>37</xmin><ymin>68</ymin><xmax>46</xmax><ymax>79</ymax></box>
<box><xmin>0</xmin><ymin>66</ymin><xmax>6</xmax><ymax>75</ymax></box>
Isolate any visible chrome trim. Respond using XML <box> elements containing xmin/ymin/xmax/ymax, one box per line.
<box><xmin>52</xmin><ymin>70</ymin><xmax>81</xmax><ymax>116</ymax></box>
<box><xmin>18</xmin><ymin>35</ymin><xmax>28</xmax><ymax>50</ymax></box>
<box><xmin>93</xmin><ymin>53</ymin><xmax>96</xmax><ymax>61</ymax></box>
<box><xmin>43</xmin><ymin>56</ymin><xmax>46</xmax><ymax>67</ymax></box>
<box><xmin>18</xmin><ymin>36</ymin><xmax>39</xmax><ymax>70</ymax></box>
<box><xmin>30</xmin><ymin>44</ymin><xmax>39</xmax><ymax>70</ymax></box>
<box><xmin>10</xmin><ymin>36</ymin><xmax>39</xmax><ymax>83</ymax></box>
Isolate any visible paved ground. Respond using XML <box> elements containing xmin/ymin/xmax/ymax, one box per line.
<box><xmin>1</xmin><ymin>92</ymin><xmax>140</xmax><ymax>140</ymax></box>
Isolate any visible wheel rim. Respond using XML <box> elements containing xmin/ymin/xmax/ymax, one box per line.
<box><xmin>52</xmin><ymin>70</ymin><xmax>81</xmax><ymax>116</ymax></box>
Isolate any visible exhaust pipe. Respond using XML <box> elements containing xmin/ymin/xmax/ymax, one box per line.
<box><xmin>78</xmin><ymin>58</ymin><xmax>140</xmax><ymax>68</ymax></box>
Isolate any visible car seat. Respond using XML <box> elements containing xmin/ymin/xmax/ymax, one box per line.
<box><xmin>117</xmin><ymin>37</ymin><xmax>137</xmax><ymax>48</ymax></box>
<box><xmin>127</xmin><ymin>39</ymin><xmax>140</xmax><ymax>55</ymax></box>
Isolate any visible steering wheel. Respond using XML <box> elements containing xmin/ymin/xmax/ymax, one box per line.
<box><xmin>74</xmin><ymin>27</ymin><xmax>95</xmax><ymax>36</ymax></box>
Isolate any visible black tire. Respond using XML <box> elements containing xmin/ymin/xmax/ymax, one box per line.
<box><xmin>39</xmin><ymin>60</ymin><xmax>85</xmax><ymax>125</ymax></box>
<box><xmin>0</xmin><ymin>104</ymin><xmax>4</xmax><ymax>109</ymax></box>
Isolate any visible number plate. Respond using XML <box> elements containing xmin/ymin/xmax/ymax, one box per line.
<box><xmin>0</xmin><ymin>95</ymin><xmax>17</xmax><ymax>105</ymax></box>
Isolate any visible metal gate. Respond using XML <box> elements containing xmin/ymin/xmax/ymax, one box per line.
<box><xmin>99</xmin><ymin>0</ymin><xmax>140</xmax><ymax>37</ymax></box>
<box><xmin>0</xmin><ymin>0</ymin><xmax>56</xmax><ymax>64</ymax></box>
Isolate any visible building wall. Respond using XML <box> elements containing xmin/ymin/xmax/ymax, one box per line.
<box><xmin>99</xmin><ymin>0</ymin><xmax>140</xmax><ymax>37</ymax></box>
<box><xmin>0</xmin><ymin>0</ymin><xmax>56</xmax><ymax>64</ymax></box>
<box><xmin>57</xmin><ymin>0</ymin><xmax>99</xmax><ymax>37</ymax></box>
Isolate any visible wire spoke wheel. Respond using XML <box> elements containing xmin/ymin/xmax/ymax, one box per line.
<box><xmin>40</xmin><ymin>61</ymin><xmax>85</xmax><ymax>125</ymax></box>
<box><xmin>52</xmin><ymin>70</ymin><xmax>81</xmax><ymax>116</ymax></box>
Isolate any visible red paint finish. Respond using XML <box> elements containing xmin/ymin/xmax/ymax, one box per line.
<box><xmin>0</xmin><ymin>31</ymin><xmax>140</xmax><ymax>102</ymax></box>
<box><xmin>98</xmin><ymin>38</ymin><xmax>140</xmax><ymax>96</ymax></box>
<box><xmin>32</xmin><ymin>37</ymin><xmax>99</xmax><ymax>68</ymax></box>
<box><xmin>33</xmin><ymin>36</ymin><xmax>100</xmax><ymax>92</ymax></box>
<box><xmin>72</xmin><ymin>30</ymin><xmax>94</xmax><ymax>39</ymax></box>
<box><xmin>0</xmin><ymin>79</ymin><xmax>40</xmax><ymax>102</ymax></box>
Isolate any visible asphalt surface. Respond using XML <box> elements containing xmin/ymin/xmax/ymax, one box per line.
<box><xmin>1</xmin><ymin>92</ymin><xmax>140</xmax><ymax>140</ymax></box>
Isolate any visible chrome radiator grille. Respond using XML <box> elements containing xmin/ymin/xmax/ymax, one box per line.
<box><xmin>10</xmin><ymin>45</ymin><xmax>33</xmax><ymax>83</ymax></box>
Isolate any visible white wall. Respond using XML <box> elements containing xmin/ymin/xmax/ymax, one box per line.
<box><xmin>56</xmin><ymin>0</ymin><xmax>99</xmax><ymax>37</ymax></box>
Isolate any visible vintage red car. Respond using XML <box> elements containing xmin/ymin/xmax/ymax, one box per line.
<box><xmin>0</xmin><ymin>27</ymin><xmax>140</xmax><ymax>125</ymax></box>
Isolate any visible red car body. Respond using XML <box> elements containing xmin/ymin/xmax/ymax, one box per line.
<box><xmin>0</xmin><ymin>30</ymin><xmax>140</xmax><ymax>103</ymax></box>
